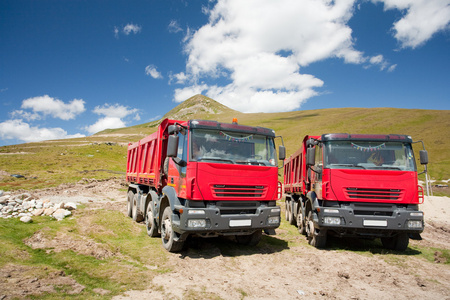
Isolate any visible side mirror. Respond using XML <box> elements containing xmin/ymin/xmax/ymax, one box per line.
<box><xmin>167</xmin><ymin>135</ymin><xmax>178</xmax><ymax>157</ymax></box>
<box><xmin>168</xmin><ymin>125</ymin><xmax>178</xmax><ymax>135</ymax></box>
<box><xmin>279</xmin><ymin>145</ymin><xmax>286</xmax><ymax>161</ymax></box>
<box><xmin>306</xmin><ymin>147</ymin><xmax>315</xmax><ymax>166</ymax></box>
<box><xmin>419</xmin><ymin>150</ymin><xmax>428</xmax><ymax>165</ymax></box>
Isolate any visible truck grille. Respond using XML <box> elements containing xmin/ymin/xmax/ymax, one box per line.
<box><xmin>212</xmin><ymin>185</ymin><xmax>267</xmax><ymax>198</ymax></box>
<box><xmin>345</xmin><ymin>188</ymin><xmax>402</xmax><ymax>200</ymax></box>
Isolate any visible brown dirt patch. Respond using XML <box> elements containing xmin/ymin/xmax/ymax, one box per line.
<box><xmin>24</xmin><ymin>227</ymin><xmax>115</xmax><ymax>260</ymax></box>
<box><xmin>0</xmin><ymin>264</ymin><xmax>85</xmax><ymax>300</ymax></box>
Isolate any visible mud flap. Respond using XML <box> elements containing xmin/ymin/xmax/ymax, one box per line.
<box><xmin>264</xmin><ymin>229</ymin><xmax>276</xmax><ymax>235</ymax></box>
<box><xmin>409</xmin><ymin>233</ymin><xmax>422</xmax><ymax>240</ymax></box>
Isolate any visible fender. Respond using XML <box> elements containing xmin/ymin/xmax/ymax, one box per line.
<box><xmin>306</xmin><ymin>191</ymin><xmax>320</xmax><ymax>211</ymax></box>
<box><xmin>161</xmin><ymin>185</ymin><xmax>183</xmax><ymax>211</ymax></box>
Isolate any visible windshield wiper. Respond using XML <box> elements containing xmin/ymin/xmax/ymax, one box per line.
<box><xmin>370</xmin><ymin>166</ymin><xmax>402</xmax><ymax>170</ymax></box>
<box><xmin>197</xmin><ymin>157</ymin><xmax>235</xmax><ymax>164</ymax></box>
<box><xmin>330</xmin><ymin>164</ymin><xmax>365</xmax><ymax>169</ymax></box>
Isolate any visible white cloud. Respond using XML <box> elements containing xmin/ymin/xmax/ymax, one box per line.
<box><xmin>175</xmin><ymin>0</ymin><xmax>448</xmax><ymax>112</ymax></box>
<box><xmin>184</xmin><ymin>0</ymin><xmax>362</xmax><ymax>76</ymax></box>
<box><xmin>387</xmin><ymin>64</ymin><xmax>397</xmax><ymax>72</ymax></box>
<box><xmin>114</xmin><ymin>26</ymin><xmax>119</xmax><ymax>39</ymax></box>
<box><xmin>375</xmin><ymin>0</ymin><xmax>450</xmax><ymax>49</ymax></box>
<box><xmin>85</xmin><ymin>103</ymin><xmax>139</xmax><ymax>134</ymax></box>
<box><xmin>10</xmin><ymin>110</ymin><xmax>41</xmax><ymax>121</ymax></box>
<box><xmin>84</xmin><ymin>117</ymin><xmax>126</xmax><ymax>135</ymax></box>
<box><xmin>20</xmin><ymin>95</ymin><xmax>85</xmax><ymax>120</ymax></box>
<box><xmin>174</xmin><ymin>84</ymin><xmax>209</xmax><ymax>103</ymax></box>
<box><xmin>168</xmin><ymin>20</ymin><xmax>183</xmax><ymax>33</ymax></box>
<box><xmin>369</xmin><ymin>54</ymin><xmax>390</xmax><ymax>70</ymax></box>
<box><xmin>169</xmin><ymin>72</ymin><xmax>188</xmax><ymax>84</ymax></box>
<box><xmin>179</xmin><ymin>0</ymin><xmax>360</xmax><ymax>112</ymax></box>
<box><xmin>145</xmin><ymin>65</ymin><xmax>163</xmax><ymax>79</ymax></box>
<box><xmin>123</xmin><ymin>23</ymin><xmax>142</xmax><ymax>35</ymax></box>
<box><xmin>0</xmin><ymin>119</ymin><xmax>85</xmax><ymax>143</ymax></box>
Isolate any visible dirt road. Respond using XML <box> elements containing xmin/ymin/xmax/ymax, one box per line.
<box><xmin>5</xmin><ymin>179</ymin><xmax>450</xmax><ymax>299</ymax></box>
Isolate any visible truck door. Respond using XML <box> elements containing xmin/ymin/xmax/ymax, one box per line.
<box><xmin>313</xmin><ymin>143</ymin><xmax>323</xmax><ymax>199</ymax></box>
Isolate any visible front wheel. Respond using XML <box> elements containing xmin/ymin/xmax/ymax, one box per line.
<box><xmin>236</xmin><ymin>230</ymin><xmax>262</xmax><ymax>246</ymax></box>
<box><xmin>161</xmin><ymin>206</ymin><xmax>184</xmax><ymax>252</ymax></box>
<box><xmin>306</xmin><ymin>210</ymin><xmax>327</xmax><ymax>248</ymax></box>
<box><xmin>381</xmin><ymin>233</ymin><xmax>409</xmax><ymax>251</ymax></box>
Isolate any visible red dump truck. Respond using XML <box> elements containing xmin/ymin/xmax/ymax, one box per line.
<box><xmin>126</xmin><ymin>118</ymin><xmax>285</xmax><ymax>252</ymax></box>
<box><xmin>284</xmin><ymin>133</ymin><xmax>428</xmax><ymax>250</ymax></box>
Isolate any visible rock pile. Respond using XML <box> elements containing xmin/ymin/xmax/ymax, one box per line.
<box><xmin>0</xmin><ymin>191</ymin><xmax>76</xmax><ymax>222</ymax></box>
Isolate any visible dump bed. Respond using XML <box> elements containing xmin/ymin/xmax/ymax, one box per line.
<box><xmin>126</xmin><ymin>119</ymin><xmax>182</xmax><ymax>188</ymax></box>
<box><xmin>283</xmin><ymin>135</ymin><xmax>319</xmax><ymax>195</ymax></box>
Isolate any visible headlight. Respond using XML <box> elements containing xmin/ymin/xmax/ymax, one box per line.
<box><xmin>271</xmin><ymin>207</ymin><xmax>281</xmax><ymax>213</ymax></box>
<box><xmin>188</xmin><ymin>219</ymin><xmax>207</xmax><ymax>228</ymax></box>
<box><xmin>323</xmin><ymin>208</ymin><xmax>339</xmax><ymax>214</ymax></box>
<box><xmin>408</xmin><ymin>220</ymin><xmax>423</xmax><ymax>228</ymax></box>
<box><xmin>324</xmin><ymin>216</ymin><xmax>341</xmax><ymax>225</ymax></box>
<box><xmin>268</xmin><ymin>216</ymin><xmax>280</xmax><ymax>225</ymax></box>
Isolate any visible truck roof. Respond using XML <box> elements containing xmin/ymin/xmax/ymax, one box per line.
<box><xmin>321</xmin><ymin>133</ymin><xmax>412</xmax><ymax>143</ymax></box>
<box><xmin>189</xmin><ymin>119</ymin><xmax>276</xmax><ymax>137</ymax></box>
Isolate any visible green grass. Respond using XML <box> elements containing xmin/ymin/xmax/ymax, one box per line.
<box><xmin>0</xmin><ymin>207</ymin><xmax>166</xmax><ymax>299</ymax></box>
<box><xmin>0</xmin><ymin>143</ymin><xmax>127</xmax><ymax>191</ymax></box>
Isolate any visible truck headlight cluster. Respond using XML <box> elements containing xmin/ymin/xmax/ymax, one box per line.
<box><xmin>268</xmin><ymin>216</ymin><xmax>280</xmax><ymax>225</ymax></box>
<box><xmin>188</xmin><ymin>219</ymin><xmax>207</xmax><ymax>228</ymax></box>
<box><xmin>407</xmin><ymin>220</ymin><xmax>423</xmax><ymax>228</ymax></box>
<box><xmin>324</xmin><ymin>216</ymin><xmax>341</xmax><ymax>225</ymax></box>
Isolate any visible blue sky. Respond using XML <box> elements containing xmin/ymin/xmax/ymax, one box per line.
<box><xmin>1</xmin><ymin>0</ymin><xmax>449</xmax><ymax>146</ymax></box>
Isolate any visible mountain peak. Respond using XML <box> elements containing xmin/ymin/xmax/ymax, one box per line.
<box><xmin>163</xmin><ymin>94</ymin><xmax>237</xmax><ymax>120</ymax></box>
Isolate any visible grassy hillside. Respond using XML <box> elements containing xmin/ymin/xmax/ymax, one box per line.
<box><xmin>0</xmin><ymin>95</ymin><xmax>448</xmax><ymax>191</ymax></box>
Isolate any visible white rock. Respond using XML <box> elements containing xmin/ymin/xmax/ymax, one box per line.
<box><xmin>53</xmin><ymin>209</ymin><xmax>71</xmax><ymax>221</ymax></box>
<box><xmin>64</xmin><ymin>202</ymin><xmax>77</xmax><ymax>210</ymax></box>
<box><xmin>20</xmin><ymin>216</ymin><xmax>32</xmax><ymax>223</ymax></box>
<box><xmin>33</xmin><ymin>208</ymin><xmax>44</xmax><ymax>216</ymax></box>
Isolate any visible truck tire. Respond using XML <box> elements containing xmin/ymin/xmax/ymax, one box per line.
<box><xmin>285</xmin><ymin>199</ymin><xmax>290</xmax><ymax>221</ymax></box>
<box><xmin>306</xmin><ymin>210</ymin><xmax>327</xmax><ymax>248</ymax></box>
<box><xmin>145</xmin><ymin>202</ymin><xmax>159</xmax><ymax>237</ymax></box>
<box><xmin>236</xmin><ymin>230</ymin><xmax>262</xmax><ymax>246</ymax></box>
<box><xmin>297</xmin><ymin>212</ymin><xmax>306</xmax><ymax>235</ymax></box>
<box><xmin>285</xmin><ymin>199</ymin><xmax>296</xmax><ymax>225</ymax></box>
<box><xmin>132</xmin><ymin>193</ymin><xmax>144</xmax><ymax>222</ymax></box>
<box><xmin>381</xmin><ymin>233</ymin><xmax>409</xmax><ymax>251</ymax></box>
<box><xmin>161</xmin><ymin>206</ymin><xmax>184</xmax><ymax>252</ymax></box>
<box><xmin>127</xmin><ymin>190</ymin><xmax>134</xmax><ymax>218</ymax></box>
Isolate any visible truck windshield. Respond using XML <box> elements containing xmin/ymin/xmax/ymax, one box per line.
<box><xmin>190</xmin><ymin>129</ymin><xmax>277</xmax><ymax>166</ymax></box>
<box><xmin>323</xmin><ymin>141</ymin><xmax>416</xmax><ymax>171</ymax></box>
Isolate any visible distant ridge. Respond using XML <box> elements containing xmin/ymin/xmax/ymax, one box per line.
<box><xmin>1</xmin><ymin>94</ymin><xmax>448</xmax><ymax>185</ymax></box>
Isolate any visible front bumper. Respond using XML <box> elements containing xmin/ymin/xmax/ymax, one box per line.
<box><xmin>314</xmin><ymin>203</ymin><xmax>424</xmax><ymax>237</ymax></box>
<box><xmin>171</xmin><ymin>204</ymin><xmax>281</xmax><ymax>238</ymax></box>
